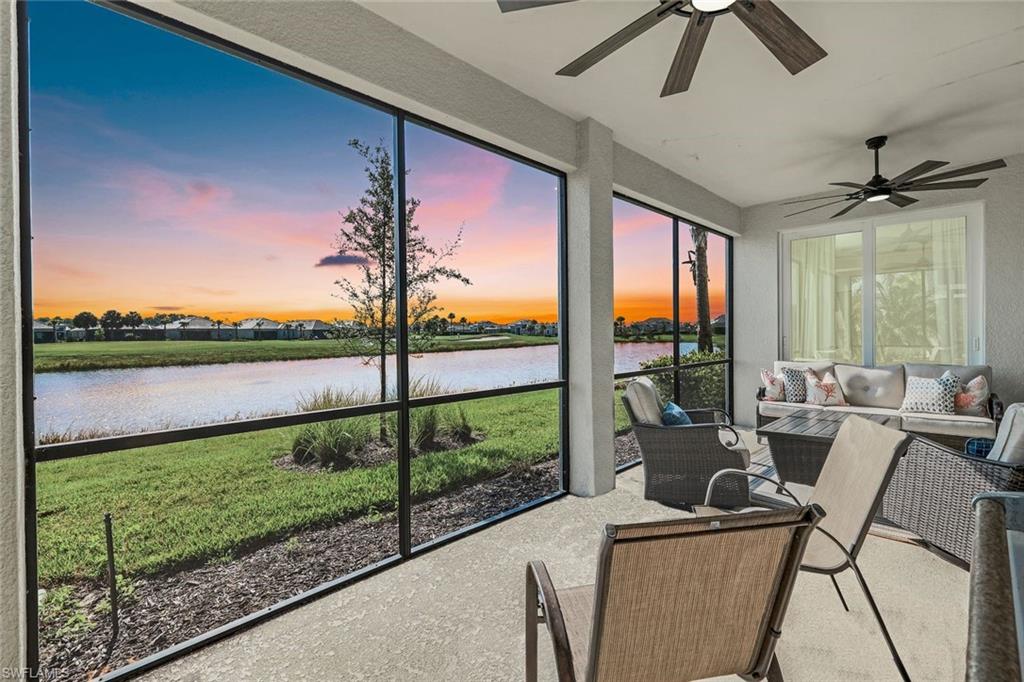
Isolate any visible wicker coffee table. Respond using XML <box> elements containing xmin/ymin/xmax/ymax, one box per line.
<box><xmin>757</xmin><ymin>409</ymin><xmax>899</xmax><ymax>486</ymax></box>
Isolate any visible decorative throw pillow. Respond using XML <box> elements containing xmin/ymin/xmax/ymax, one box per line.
<box><xmin>805</xmin><ymin>370</ymin><xmax>847</xmax><ymax>406</ymax></box>
<box><xmin>780</xmin><ymin>367</ymin><xmax>807</xmax><ymax>403</ymax></box>
<box><xmin>900</xmin><ymin>371</ymin><xmax>959</xmax><ymax>415</ymax></box>
<box><xmin>760</xmin><ymin>369</ymin><xmax>786</xmax><ymax>401</ymax></box>
<box><xmin>955</xmin><ymin>375</ymin><xmax>990</xmax><ymax>418</ymax></box>
<box><xmin>661</xmin><ymin>401</ymin><xmax>692</xmax><ymax>426</ymax></box>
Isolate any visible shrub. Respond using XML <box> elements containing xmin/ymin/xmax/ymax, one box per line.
<box><xmin>639</xmin><ymin>349</ymin><xmax>727</xmax><ymax>411</ymax></box>
<box><xmin>410</xmin><ymin>406</ymin><xmax>440</xmax><ymax>451</ymax></box>
<box><xmin>442</xmin><ymin>405</ymin><xmax>474</xmax><ymax>444</ymax></box>
<box><xmin>291</xmin><ymin>417</ymin><xmax>374</xmax><ymax>470</ymax></box>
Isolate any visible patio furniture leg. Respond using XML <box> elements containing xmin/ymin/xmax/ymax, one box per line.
<box><xmin>829</xmin><ymin>574</ymin><xmax>850</xmax><ymax>612</ymax></box>
<box><xmin>847</xmin><ymin>557</ymin><xmax>911</xmax><ymax>682</ymax></box>
<box><xmin>767</xmin><ymin>653</ymin><xmax>785</xmax><ymax>682</ymax></box>
<box><xmin>526</xmin><ymin>568</ymin><xmax>538</xmax><ymax>682</ymax></box>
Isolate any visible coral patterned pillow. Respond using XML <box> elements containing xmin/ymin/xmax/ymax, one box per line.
<box><xmin>760</xmin><ymin>369</ymin><xmax>786</xmax><ymax>401</ymax></box>
<box><xmin>955</xmin><ymin>375</ymin><xmax>990</xmax><ymax>417</ymax></box>
<box><xmin>804</xmin><ymin>370</ymin><xmax>847</xmax><ymax>406</ymax></box>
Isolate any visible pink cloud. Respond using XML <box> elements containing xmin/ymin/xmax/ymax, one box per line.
<box><xmin>104</xmin><ymin>166</ymin><xmax>234</xmax><ymax>222</ymax></box>
<box><xmin>410</xmin><ymin>151</ymin><xmax>511</xmax><ymax>232</ymax></box>
<box><xmin>613</xmin><ymin>209</ymin><xmax>672</xmax><ymax>237</ymax></box>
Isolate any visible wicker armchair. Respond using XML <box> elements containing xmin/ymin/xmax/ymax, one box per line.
<box><xmin>880</xmin><ymin>435</ymin><xmax>1024</xmax><ymax>567</ymax></box>
<box><xmin>622</xmin><ymin>377</ymin><xmax>751</xmax><ymax>509</ymax></box>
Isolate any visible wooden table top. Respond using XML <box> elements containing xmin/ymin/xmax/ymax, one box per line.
<box><xmin>755</xmin><ymin>408</ymin><xmax>897</xmax><ymax>443</ymax></box>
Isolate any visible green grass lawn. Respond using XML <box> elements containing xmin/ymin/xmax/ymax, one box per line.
<box><xmin>34</xmin><ymin>333</ymin><xmax>725</xmax><ymax>373</ymax></box>
<box><xmin>33</xmin><ymin>335</ymin><xmax>560</xmax><ymax>373</ymax></box>
<box><xmin>36</xmin><ymin>389</ymin><xmax>562</xmax><ymax>585</ymax></box>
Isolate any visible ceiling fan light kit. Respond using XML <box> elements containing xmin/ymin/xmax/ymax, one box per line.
<box><xmin>781</xmin><ymin>135</ymin><xmax>1007</xmax><ymax>219</ymax></box>
<box><xmin>500</xmin><ymin>0</ymin><xmax>827</xmax><ymax>96</ymax></box>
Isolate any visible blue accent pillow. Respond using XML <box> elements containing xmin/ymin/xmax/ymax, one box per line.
<box><xmin>965</xmin><ymin>438</ymin><xmax>994</xmax><ymax>458</ymax></box>
<box><xmin>661</xmin><ymin>401</ymin><xmax>692</xmax><ymax>426</ymax></box>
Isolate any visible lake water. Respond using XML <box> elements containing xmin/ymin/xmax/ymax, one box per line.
<box><xmin>36</xmin><ymin>342</ymin><xmax>694</xmax><ymax>437</ymax></box>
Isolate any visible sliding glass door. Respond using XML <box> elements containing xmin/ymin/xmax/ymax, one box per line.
<box><xmin>782</xmin><ymin>203</ymin><xmax>983</xmax><ymax>366</ymax></box>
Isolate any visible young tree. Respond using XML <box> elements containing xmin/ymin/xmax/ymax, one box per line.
<box><xmin>331</xmin><ymin>139</ymin><xmax>470</xmax><ymax>435</ymax></box>
<box><xmin>689</xmin><ymin>226</ymin><xmax>714</xmax><ymax>353</ymax></box>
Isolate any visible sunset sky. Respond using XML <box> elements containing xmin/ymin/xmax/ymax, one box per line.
<box><xmin>29</xmin><ymin>1</ymin><xmax>724</xmax><ymax>327</ymax></box>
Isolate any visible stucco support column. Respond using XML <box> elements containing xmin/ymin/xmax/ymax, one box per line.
<box><xmin>566</xmin><ymin>118</ymin><xmax>615</xmax><ymax>497</ymax></box>
<box><xmin>1</xmin><ymin>0</ymin><xmax>28</xmax><ymax>673</ymax></box>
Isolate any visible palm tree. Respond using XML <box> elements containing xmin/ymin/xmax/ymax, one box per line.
<box><xmin>213</xmin><ymin>319</ymin><xmax>224</xmax><ymax>341</ymax></box>
<box><xmin>232</xmin><ymin>321</ymin><xmax>240</xmax><ymax>341</ymax></box>
<box><xmin>178</xmin><ymin>318</ymin><xmax>190</xmax><ymax>341</ymax></box>
<box><xmin>689</xmin><ymin>226</ymin><xmax>714</xmax><ymax>353</ymax></box>
<box><xmin>296</xmin><ymin>321</ymin><xmax>306</xmax><ymax>340</ymax></box>
<box><xmin>254</xmin><ymin>320</ymin><xmax>264</xmax><ymax>340</ymax></box>
<box><xmin>615</xmin><ymin>315</ymin><xmax>626</xmax><ymax>337</ymax></box>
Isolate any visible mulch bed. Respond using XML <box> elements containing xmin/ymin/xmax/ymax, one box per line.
<box><xmin>39</xmin><ymin>458</ymin><xmax>560</xmax><ymax>681</ymax></box>
<box><xmin>614</xmin><ymin>432</ymin><xmax>642</xmax><ymax>468</ymax></box>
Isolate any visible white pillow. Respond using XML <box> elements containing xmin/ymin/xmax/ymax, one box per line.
<box><xmin>760</xmin><ymin>369</ymin><xmax>786</xmax><ymax>401</ymax></box>
<box><xmin>900</xmin><ymin>371</ymin><xmax>959</xmax><ymax>415</ymax></box>
<box><xmin>805</xmin><ymin>370</ymin><xmax>847</xmax><ymax>406</ymax></box>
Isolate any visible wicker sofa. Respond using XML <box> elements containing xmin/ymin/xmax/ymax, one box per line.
<box><xmin>756</xmin><ymin>361</ymin><xmax>1003</xmax><ymax>449</ymax></box>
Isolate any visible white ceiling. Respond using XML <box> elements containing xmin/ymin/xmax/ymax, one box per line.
<box><xmin>364</xmin><ymin>1</ymin><xmax>1024</xmax><ymax>207</ymax></box>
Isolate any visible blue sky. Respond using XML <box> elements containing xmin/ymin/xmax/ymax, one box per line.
<box><xmin>28</xmin><ymin>0</ymin><xmax>563</xmax><ymax>323</ymax></box>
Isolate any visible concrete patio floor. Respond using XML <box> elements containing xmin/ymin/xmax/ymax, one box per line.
<box><xmin>144</xmin><ymin>462</ymin><xmax>968</xmax><ymax>681</ymax></box>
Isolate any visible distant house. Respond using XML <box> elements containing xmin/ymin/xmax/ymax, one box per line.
<box><xmin>283</xmin><ymin>319</ymin><xmax>334</xmax><ymax>340</ymax></box>
<box><xmin>712</xmin><ymin>314</ymin><xmax>728</xmax><ymax>334</ymax></box>
<box><xmin>165</xmin><ymin>316</ymin><xmax>218</xmax><ymax>341</ymax></box>
<box><xmin>237</xmin><ymin>317</ymin><xmax>282</xmax><ymax>340</ymax></box>
<box><xmin>32</xmin><ymin>320</ymin><xmax>67</xmax><ymax>343</ymax></box>
<box><xmin>636</xmin><ymin>317</ymin><xmax>672</xmax><ymax>334</ymax></box>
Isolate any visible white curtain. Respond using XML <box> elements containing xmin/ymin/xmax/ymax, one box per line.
<box><xmin>874</xmin><ymin>218</ymin><xmax>966</xmax><ymax>364</ymax></box>
<box><xmin>790</xmin><ymin>234</ymin><xmax>861</xmax><ymax>363</ymax></box>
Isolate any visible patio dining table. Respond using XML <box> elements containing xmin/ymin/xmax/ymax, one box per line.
<box><xmin>756</xmin><ymin>408</ymin><xmax>899</xmax><ymax>486</ymax></box>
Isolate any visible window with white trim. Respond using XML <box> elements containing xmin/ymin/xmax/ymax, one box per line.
<box><xmin>781</xmin><ymin>202</ymin><xmax>984</xmax><ymax>366</ymax></box>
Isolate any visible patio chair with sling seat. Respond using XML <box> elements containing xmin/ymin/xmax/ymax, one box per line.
<box><xmin>698</xmin><ymin>415</ymin><xmax>913</xmax><ymax>681</ymax></box>
<box><xmin>525</xmin><ymin>505</ymin><xmax>825</xmax><ymax>681</ymax></box>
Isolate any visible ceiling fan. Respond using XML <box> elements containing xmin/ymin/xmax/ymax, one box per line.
<box><xmin>496</xmin><ymin>0</ymin><xmax>827</xmax><ymax>96</ymax></box>
<box><xmin>782</xmin><ymin>136</ymin><xmax>1008</xmax><ymax>219</ymax></box>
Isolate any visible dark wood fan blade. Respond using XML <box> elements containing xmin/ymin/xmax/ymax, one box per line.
<box><xmin>730</xmin><ymin>0</ymin><xmax>827</xmax><ymax>75</ymax></box>
<box><xmin>831</xmin><ymin>199</ymin><xmax>865</xmax><ymax>219</ymax></box>
<box><xmin>901</xmin><ymin>178</ymin><xmax>988</xmax><ymax>191</ymax></box>
<box><xmin>784</xmin><ymin>198</ymin><xmax>848</xmax><ymax>218</ymax></box>
<box><xmin>888</xmin><ymin>160</ymin><xmax>948</xmax><ymax>187</ymax></box>
<box><xmin>661</xmin><ymin>11</ymin><xmax>714</xmax><ymax>96</ymax></box>
<box><xmin>781</xmin><ymin>193</ymin><xmax>851</xmax><ymax>205</ymax></box>
<box><xmin>557</xmin><ymin>2</ymin><xmax>681</xmax><ymax>76</ymax></box>
<box><xmin>829</xmin><ymin>181</ymin><xmax>869</xmax><ymax>189</ymax></box>
<box><xmin>886</xmin><ymin>193</ymin><xmax>918</xmax><ymax>208</ymax></box>
<box><xmin>497</xmin><ymin>0</ymin><xmax>576</xmax><ymax>13</ymax></box>
<box><xmin>907</xmin><ymin>159</ymin><xmax>1006</xmax><ymax>185</ymax></box>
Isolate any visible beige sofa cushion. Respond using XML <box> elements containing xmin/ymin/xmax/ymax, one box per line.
<box><xmin>900</xmin><ymin>413</ymin><xmax>996</xmax><ymax>439</ymax></box>
<box><xmin>624</xmin><ymin>377</ymin><xmax>662</xmax><ymax>425</ymax></box>
<box><xmin>904</xmin><ymin>363</ymin><xmax>992</xmax><ymax>390</ymax></box>
<box><xmin>774</xmin><ymin>360</ymin><xmax>834</xmax><ymax>380</ymax></box>
<box><xmin>758</xmin><ymin>401</ymin><xmax>823</xmax><ymax>419</ymax></box>
<box><xmin>834</xmin><ymin>364</ymin><xmax>905</xmax><ymax>409</ymax></box>
<box><xmin>990</xmin><ymin>403</ymin><xmax>1024</xmax><ymax>464</ymax></box>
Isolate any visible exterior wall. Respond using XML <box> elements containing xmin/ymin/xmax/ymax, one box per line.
<box><xmin>734</xmin><ymin>153</ymin><xmax>1024</xmax><ymax>427</ymax></box>
<box><xmin>1</xmin><ymin>0</ymin><xmax>26</xmax><ymax>672</ymax></box>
